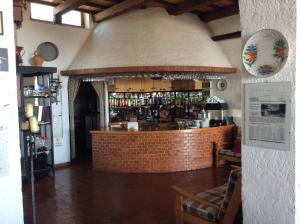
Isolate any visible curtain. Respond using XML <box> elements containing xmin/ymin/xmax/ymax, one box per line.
<box><xmin>68</xmin><ymin>78</ymin><xmax>80</xmax><ymax>160</ymax></box>
<box><xmin>91</xmin><ymin>81</ymin><xmax>109</xmax><ymax>128</ymax></box>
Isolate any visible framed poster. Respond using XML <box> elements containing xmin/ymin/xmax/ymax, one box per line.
<box><xmin>0</xmin><ymin>48</ymin><xmax>8</xmax><ymax>71</ymax></box>
<box><xmin>0</xmin><ymin>11</ymin><xmax>3</xmax><ymax>35</ymax></box>
<box><xmin>244</xmin><ymin>82</ymin><xmax>291</xmax><ymax>150</ymax></box>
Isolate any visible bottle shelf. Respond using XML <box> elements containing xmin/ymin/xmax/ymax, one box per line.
<box><xmin>38</xmin><ymin>121</ymin><xmax>51</xmax><ymax>125</ymax></box>
<box><xmin>24</xmin><ymin>95</ymin><xmax>50</xmax><ymax>98</ymax></box>
<box><xmin>18</xmin><ymin>65</ymin><xmax>56</xmax><ymax>180</ymax></box>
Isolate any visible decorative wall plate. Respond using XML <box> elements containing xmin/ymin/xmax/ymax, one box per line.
<box><xmin>37</xmin><ymin>42</ymin><xmax>59</xmax><ymax>62</ymax></box>
<box><xmin>242</xmin><ymin>29</ymin><xmax>288</xmax><ymax>77</ymax></box>
<box><xmin>216</xmin><ymin>79</ymin><xmax>227</xmax><ymax>91</ymax></box>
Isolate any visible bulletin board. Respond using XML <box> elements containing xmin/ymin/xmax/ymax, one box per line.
<box><xmin>244</xmin><ymin>82</ymin><xmax>291</xmax><ymax>150</ymax></box>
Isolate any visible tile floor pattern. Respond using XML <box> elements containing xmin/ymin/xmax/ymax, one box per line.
<box><xmin>22</xmin><ymin>161</ymin><xmax>229</xmax><ymax>224</ymax></box>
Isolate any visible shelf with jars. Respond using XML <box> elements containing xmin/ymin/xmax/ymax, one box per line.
<box><xmin>17</xmin><ymin>66</ymin><xmax>57</xmax><ymax>181</ymax></box>
<box><xmin>109</xmin><ymin>89</ymin><xmax>209</xmax><ymax>123</ymax></box>
<box><xmin>108</xmin><ymin>78</ymin><xmax>205</xmax><ymax>93</ymax></box>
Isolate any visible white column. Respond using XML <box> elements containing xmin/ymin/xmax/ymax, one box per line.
<box><xmin>239</xmin><ymin>0</ymin><xmax>296</xmax><ymax>223</ymax></box>
<box><xmin>0</xmin><ymin>1</ymin><xmax>24</xmax><ymax>223</ymax></box>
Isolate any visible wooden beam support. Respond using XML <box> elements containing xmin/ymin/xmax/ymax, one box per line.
<box><xmin>61</xmin><ymin>66</ymin><xmax>237</xmax><ymax>76</ymax></box>
<box><xmin>84</xmin><ymin>2</ymin><xmax>106</xmax><ymax>10</ymax></box>
<box><xmin>211</xmin><ymin>31</ymin><xmax>241</xmax><ymax>41</ymax></box>
<box><xmin>93</xmin><ymin>0</ymin><xmax>152</xmax><ymax>23</ymax></box>
<box><xmin>29</xmin><ymin>0</ymin><xmax>57</xmax><ymax>7</ymax></box>
<box><xmin>54</xmin><ymin>0</ymin><xmax>90</xmax><ymax>17</ymax></box>
<box><xmin>167</xmin><ymin>0</ymin><xmax>215</xmax><ymax>16</ymax></box>
<box><xmin>200</xmin><ymin>4</ymin><xmax>239</xmax><ymax>22</ymax></box>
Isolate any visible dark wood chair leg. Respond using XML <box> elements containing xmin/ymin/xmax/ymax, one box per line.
<box><xmin>175</xmin><ymin>195</ymin><xmax>184</xmax><ymax>224</ymax></box>
<box><xmin>213</xmin><ymin>142</ymin><xmax>219</xmax><ymax>168</ymax></box>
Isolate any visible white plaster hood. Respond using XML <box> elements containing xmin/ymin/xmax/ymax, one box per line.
<box><xmin>68</xmin><ymin>8</ymin><xmax>233</xmax><ymax>71</ymax></box>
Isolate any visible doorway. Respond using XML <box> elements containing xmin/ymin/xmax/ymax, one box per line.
<box><xmin>74</xmin><ymin>82</ymin><xmax>99</xmax><ymax>161</ymax></box>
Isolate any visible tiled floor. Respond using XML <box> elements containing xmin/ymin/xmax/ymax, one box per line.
<box><xmin>22</xmin><ymin>161</ymin><xmax>229</xmax><ymax>224</ymax></box>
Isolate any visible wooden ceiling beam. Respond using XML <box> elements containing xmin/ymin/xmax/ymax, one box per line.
<box><xmin>93</xmin><ymin>0</ymin><xmax>152</xmax><ymax>22</ymax></box>
<box><xmin>84</xmin><ymin>2</ymin><xmax>106</xmax><ymax>10</ymax></box>
<box><xmin>77</xmin><ymin>8</ymin><xmax>101</xmax><ymax>14</ymax></box>
<box><xmin>28</xmin><ymin>0</ymin><xmax>57</xmax><ymax>7</ymax></box>
<box><xmin>211</xmin><ymin>31</ymin><xmax>241</xmax><ymax>41</ymax></box>
<box><xmin>167</xmin><ymin>0</ymin><xmax>216</xmax><ymax>15</ymax></box>
<box><xmin>54</xmin><ymin>0</ymin><xmax>91</xmax><ymax>17</ymax></box>
<box><xmin>200</xmin><ymin>4</ymin><xmax>239</xmax><ymax>22</ymax></box>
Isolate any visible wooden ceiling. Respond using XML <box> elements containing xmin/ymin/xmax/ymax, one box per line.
<box><xmin>16</xmin><ymin>0</ymin><xmax>239</xmax><ymax>23</ymax></box>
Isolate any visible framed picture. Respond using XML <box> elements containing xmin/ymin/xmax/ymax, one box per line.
<box><xmin>244</xmin><ymin>82</ymin><xmax>291</xmax><ymax>151</ymax></box>
<box><xmin>0</xmin><ymin>48</ymin><xmax>8</xmax><ymax>71</ymax></box>
<box><xmin>0</xmin><ymin>12</ymin><xmax>3</xmax><ymax>35</ymax></box>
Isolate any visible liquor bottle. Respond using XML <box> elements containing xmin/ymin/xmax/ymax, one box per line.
<box><xmin>110</xmin><ymin>97</ymin><xmax>114</xmax><ymax>108</ymax></box>
<box><xmin>127</xmin><ymin>95</ymin><xmax>131</xmax><ymax>107</ymax></box>
<box><xmin>124</xmin><ymin>97</ymin><xmax>128</xmax><ymax>107</ymax></box>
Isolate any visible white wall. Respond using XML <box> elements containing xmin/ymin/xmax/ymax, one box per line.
<box><xmin>69</xmin><ymin>8</ymin><xmax>232</xmax><ymax>69</ymax></box>
<box><xmin>295</xmin><ymin>0</ymin><xmax>300</xmax><ymax>221</ymax></box>
<box><xmin>0</xmin><ymin>1</ymin><xmax>24</xmax><ymax>223</ymax></box>
<box><xmin>16</xmin><ymin>9</ymin><xmax>92</xmax><ymax>164</ymax></box>
<box><xmin>207</xmin><ymin>16</ymin><xmax>242</xmax><ymax>126</ymax></box>
<box><xmin>239</xmin><ymin>0</ymin><xmax>296</xmax><ymax>223</ymax></box>
<box><xmin>208</xmin><ymin>15</ymin><xmax>241</xmax><ymax>36</ymax></box>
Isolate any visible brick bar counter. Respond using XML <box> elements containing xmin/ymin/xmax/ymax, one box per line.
<box><xmin>91</xmin><ymin>125</ymin><xmax>234</xmax><ymax>173</ymax></box>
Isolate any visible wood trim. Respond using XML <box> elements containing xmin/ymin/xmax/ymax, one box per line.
<box><xmin>211</xmin><ymin>31</ymin><xmax>241</xmax><ymax>41</ymax></box>
<box><xmin>93</xmin><ymin>0</ymin><xmax>151</xmax><ymax>23</ymax></box>
<box><xmin>54</xmin><ymin>0</ymin><xmax>90</xmax><ymax>16</ymax></box>
<box><xmin>221</xmin><ymin>178</ymin><xmax>242</xmax><ymax>224</ymax></box>
<box><xmin>173</xmin><ymin>185</ymin><xmax>221</xmax><ymax>211</ymax></box>
<box><xmin>183</xmin><ymin>212</ymin><xmax>212</xmax><ymax>224</ymax></box>
<box><xmin>54</xmin><ymin>162</ymin><xmax>71</xmax><ymax>169</ymax></box>
<box><xmin>200</xmin><ymin>4</ymin><xmax>239</xmax><ymax>22</ymax></box>
<box><xmin>90</xmin><ymin>125</ymin><xmax>235</xmax><ymax>135</ymax></box>
<box><xmin>29</xmin><ymin>0</ymin><xmax>58</xmax><ymax>7</ymax></box>
<box><xmin>13</xmin><ymin>5</ymin><xmax>23</xmax><ymax>23</ymax></box>
<box><xmin>0</xmin><ymin>11</ymin><xmax>3</xmax><ymax>35</ymax></box>
<box><xmin>167</xmin><ymin>0</ymin><xmax>214</xmax><ymax>16</ymax></box>
<box><xmin>61</xmin><ymin>66</ymin><xmax>237</xmax><ymax>76</ymax></box>
<box><xmin>84</xmin><ymin>2</ymin><xmax>106</xmax><ymax>10</ymax></box>
<box><xmin>219</xmin><ymin>154</ymin><xmax>241</xmax><ymax>163</ymax></box>
<box><xmin>175</xmin><ymin>194</ymin><xmax>184</xmax><ymax>224</ymax></box>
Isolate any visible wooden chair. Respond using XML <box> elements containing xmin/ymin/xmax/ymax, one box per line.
<box><xmin>172</xmin><ymin>168</ymin><xmax>241</xmax><ymax>224</ymax></box>
<box><xmin>214</xmin><ymin>141</ymin><xmax>241</xmax><ymax>168</ymax></box>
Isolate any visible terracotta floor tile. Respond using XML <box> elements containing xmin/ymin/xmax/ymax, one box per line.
<box><xmin>23</xmin><ymin>160</ymin><xmax>229</xmax><ymax>224</ymax></box>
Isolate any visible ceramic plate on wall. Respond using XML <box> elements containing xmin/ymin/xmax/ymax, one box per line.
<box><xmin>37</xmin><ymin>42</ymin><xmax>59</xmax><ymax>62</ymax></box>
<box><xmin>216</xmin><ymin>79</ymin><xmax>227</xmax><ymax>91</ymax></box>
<box><xmin>242</xmin><ymin>29</ymin><xmax>288</xmax><ymax>77</ymax></box>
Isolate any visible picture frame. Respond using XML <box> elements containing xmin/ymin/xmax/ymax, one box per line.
<box><xmin>0</xmin><ymin>11</ymin><xmax>3</xmax><ymax>35</ymax></box>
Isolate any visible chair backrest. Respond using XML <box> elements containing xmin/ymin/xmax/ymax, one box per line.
<box><xmin>217</xmin><ymin>168</ymin><xmax>242</xmax><ymax>223</ymax></box>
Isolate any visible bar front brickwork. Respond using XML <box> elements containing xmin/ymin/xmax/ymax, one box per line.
<box><xmin>91</xmin><ymin>125</ymin><xmax>234</xmax><ymax>173</ymax></box>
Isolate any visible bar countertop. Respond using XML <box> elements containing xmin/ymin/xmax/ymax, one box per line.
<box><xmin>91</xmin><ymin>125</ymin><xmax>234</xmax><ymax>173</ymax></box>
<box><xmin>90</xmin><ymin>124</ymin><xmax>233</xmax><ymax>134</ymax></box>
